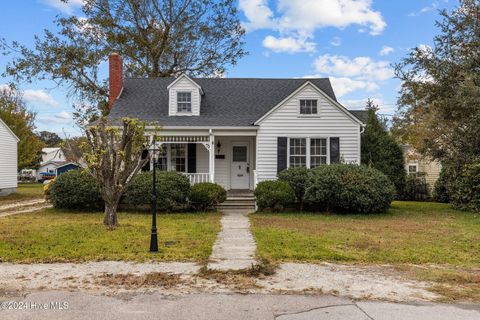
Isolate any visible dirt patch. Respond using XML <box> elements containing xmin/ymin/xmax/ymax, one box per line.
<box><xmin>94</xmin><ymin>272</ymin><xmax>186</xmax><ymax>289</ymax></box>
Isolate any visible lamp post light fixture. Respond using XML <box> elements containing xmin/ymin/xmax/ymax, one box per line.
<box><xmin>149</xmin><ymin>136</ymin><xmax>159</xmax><ymax>253</ymax></box>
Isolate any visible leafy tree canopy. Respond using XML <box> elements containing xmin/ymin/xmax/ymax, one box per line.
<box><xmin>0</xmin><ymin>87</ymin><xmax>45</xmax><ymax>170</ymax></box>
<box><xmin>361</xmin><ymin>99</ymin><xmax>407</xmax><ymax>195</ymax></box>
<box><xmin>38</xmin><ymin>131</ymin><xmax>63</xmax><ymax>147</ymax></box>
<box><xmin>1</xmin><ymin>0</ymin><xmax>247</xmax><ymax>124</ymax></box>
<box><xmin>393</xmin><ymin>0</ymin><xmax>480</xmax><ymax>168</ymax></box>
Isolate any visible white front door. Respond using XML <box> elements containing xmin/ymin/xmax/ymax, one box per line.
<box><xmin>230</xmin><ymin>142</ymin><xmax>250</xmax><ymax>189</ymax></box>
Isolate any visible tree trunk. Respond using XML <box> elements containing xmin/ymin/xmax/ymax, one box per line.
<box><xmin>103</xmin><ymin>197</ymin><xmax>120</xmax><ymax>228</ymax></box>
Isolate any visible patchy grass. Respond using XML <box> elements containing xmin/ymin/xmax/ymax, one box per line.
<box><xmin>394</xmin><ymin>265</ymin><xmax>480</xmax><ymax>302</ymax></box>
<box><xmin>251</xmin><ymin>201</ymin><xmax>480</xmax><ymax>267</ymax></box>
<box><xmin>198</xmin><ymin>259</ymin><xmax>277</xmax><ymax>290</ymax></box>
<box><xmin>0</xmin><ymin>208</ymin><xmax>221</xmax><ymax>263</ymax></box>
<box><xmin>0</xmin><ymin>183</ymin><xmax>44</xmax><ymax>205</ymax></box>
<box><xmin>94</xmin><ymin>272</ymin><xmax>186</xmax><ymax>289</ymax></box>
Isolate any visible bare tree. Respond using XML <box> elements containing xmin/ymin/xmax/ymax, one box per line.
<box><xmin>84</xmin><ymin>117</ymin><xmax>149</xmax><ymax>228</ymax></box>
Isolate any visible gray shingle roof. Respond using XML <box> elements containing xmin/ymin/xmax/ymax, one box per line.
<box><xmin>109</xmin><ymin>77</ymin><xmax>364</xmax><ymax>126</ymax></box>
<box><xmin>348</xmin><ymin>110</ymin><xmax>369</xmax><ymax>123</ymax></box>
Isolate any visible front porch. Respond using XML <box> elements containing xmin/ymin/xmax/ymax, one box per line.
<box><xmin>148</xmin><ymin>131</ymin><xmax>257</xmax><ymax>191</ymax></box>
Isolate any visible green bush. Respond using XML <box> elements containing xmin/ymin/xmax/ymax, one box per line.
<box><xmin>305</xmin><ymin>164</ymin><xmax>395</xmax><ymax>213</ymax></box>
<box><xmin>450</xmin><ymin>163</ymin><xmax>480</xmax><ymax>212</ymax></box>
<box><xmin>433</xmin><ymin>166</ymin><xmax>451</xmax><ymax>203</ymax></box>
<box><xmin>402</xmin><ymin>174</ymin><xmax>430</xmax><ymax>201</ymax></box>
<box><xmin>189</xmin><ymin>182</ymin><xmax>227</xmax><ymax>211</ymax></box>
<box><xmin>254</xmin><ymin>180</ymin><xmax>295</xmax><ymax>212</ymax></box>
<box><xmin>49</xmin><ymin>170</ymin><xmax>103</xmax><ymax>210</ymax></box>
<box><xmin>278</xmin><ymin>167</ymin><xmax>310</xmax><ymax>210</ymax></box>
<box><xmin>123</xmin><ymin>171</ymin><xmax>191</xmax><ymax>211</ymax></box>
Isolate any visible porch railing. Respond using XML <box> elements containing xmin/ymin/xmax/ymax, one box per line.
<box><xmin>182</xmin><ymin>173</ymin><xmax>211</xmax><ymax>185</ymax></box>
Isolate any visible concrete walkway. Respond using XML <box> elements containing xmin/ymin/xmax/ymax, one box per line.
<box><xmin>208</xmin><ymin>208</ymin><xmax>256</xmax><ymax>270</ymax></box>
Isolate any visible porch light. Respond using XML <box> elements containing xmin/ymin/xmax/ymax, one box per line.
<box><xmin>216</xmin><ymin>141</ymin><xmax>221</xmax><ymax>154</ymax></box>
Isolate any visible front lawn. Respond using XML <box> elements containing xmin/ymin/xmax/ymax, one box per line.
<box><xmin>251</xmin><ymin>201</ymin><xmax>480</xmax><ymax>267</ymax></box>
<box><xmin>0</xmin><ymin>183</ymin><xmax>44</xmax><ymax>205</ymax></box>
<box><xmin>0</xmin><ymin>208</ymin><xmax>221</xmax><ymax>263</ymax></box>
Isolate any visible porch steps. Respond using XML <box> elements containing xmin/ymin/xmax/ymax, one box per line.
<box><xmin>217</xmin><ymin>194</ymin><xmax>256</xmax><ymax>211</ymax></box>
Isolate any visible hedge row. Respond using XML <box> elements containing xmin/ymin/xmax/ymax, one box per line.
<box><xmin>47</xmin><ymin>170</ymin><xmax>226</xmax><ymax>212</ymax></box>
<box><xmin>255</xmin><ymin>164</ymin><xmax>396</xmax><ymax>214</ymax></box>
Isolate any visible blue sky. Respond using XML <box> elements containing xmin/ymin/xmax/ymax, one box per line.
<box><xmin>0</xmin><ymin>0</ymin><xmax>457</xmax><ymax>137</ymax></box>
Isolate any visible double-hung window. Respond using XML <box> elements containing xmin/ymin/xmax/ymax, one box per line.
<box><xmin>288</xmin><ymin>138</ymin><xmax>329</xmax><ymax>168</ymax></box>
<box><xmin>155</xmin><ymin>146</ymin><xmax>168</xmax><ymax>171</ymax></box>
<box><xmin>289</xmin><ymin>138</ymin><xmax>307</xmax><ymax>167</ymax></box>
<box><xmin>171</xmin><ymin>144</ymin><xmax>186</xmax><ymax>172</ymax></box>
<box><xmin>310</xmin><ymin>138</ymin><xmax>327</xmax><ymax>167</ymax></box>
<box><xmin>408</xmin><ymin>164</ymin><xmax>418</xmax><ymax>175</ymax></box>
<box><xmin>299</xmin><ymin>99</ymin><xmax>318</xmax><ymax>115</ymax></box>
<box><xmin>177</xmin><ymin>92</ymin><xmax>192</xmax><ymax>113</ymax></box>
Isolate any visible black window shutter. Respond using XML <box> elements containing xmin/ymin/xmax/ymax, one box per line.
<box><xmin>141</xmin><ymin>149</ymin><xmax>150</xmax><ymax>171</ymax></box>
<box><xmin>187</xmin><ymin>143</ymin><xmax>196</xmax><ymax>173</ymax></box>
<box><xmin>277</xmin><ymin>137</ymin><xmax>288</xmax><ymax>174</ymax></box>
<box><xmin>330</xmin><ymin>137</ymin><xmax>340</xmax><ymax>163</ymax></box>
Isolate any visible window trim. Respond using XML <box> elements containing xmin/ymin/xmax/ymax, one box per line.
<box><xmin>152</xmin><ymin>144</ymin><xmax>189</xmax><ymax>173</ymax></box>
<box><xmin>287</xmin><ymin>137</ymin><xmax>330</xmax><ymax>168</ymax></box>
<box><xmin>176</xmin><ymin>91</ymin><xmax>192</xmax><ymax>114</ymax></box>
<box><xmin>407</xmin><ymin>163</ymin><xmax>418</xmax><ymax>175</ymax></box>
<box><xmin>298</xmin><ymin>98</ymin><xmax>320</xmax><ymax>117</ymax></box>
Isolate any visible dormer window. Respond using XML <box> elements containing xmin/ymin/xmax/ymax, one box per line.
<box><xmin>177</xmin><ymin>92</ymin><xmax>192</xmax><ymax>113</ymax></box>
<box><xmin>300</xmin><ymin>99</ymin><xmax>318</xmax><ymax>115</ymax></box>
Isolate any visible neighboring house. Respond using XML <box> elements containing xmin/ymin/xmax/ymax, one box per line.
<box><xmin>402</xmin><ymin>144</ymin><xmax>442</xmax><ymax>188</ymax></box>
<box><xmin>41</xmin><ymin>147</ymin><xmax>65</xmax><ymax>163</ymax></box>
<box><xmin>107</xmin><ymin>53</ymin><xmax>366</xmax><ymax>191</ymax></box>
<box><xmin>55</xmin><ymin>162</ymin><xmax>81</xmax><ymax>176</ymax></box>
<box><xmin>0</xmin><ymin>118</ymin><xmax>19</xmax><ymax>196</ymax></box>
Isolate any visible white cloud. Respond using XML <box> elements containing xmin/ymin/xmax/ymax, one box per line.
<box><xmin>340</xmin><ymin>97</ymin><xmax>385</xmax><ymax>109</ymax></box>
<box><xmin>330</xmin><ymin>37</ymin><xmax>342</xmax><ymax>47</ymax></box>
<box><xmin>240</xmin><ymin>0</ymin><xmax>386</xmax><ymax>53</ymax></box>
<box><xmin>379</xmin><ymin>46</ymin><xmax>394</xmax><ymax>56</ymax></box>
<box><xmin>0</xmin><ymin>85</ymin><xmax>59</xmax><ymax>107</ymax></box>
<box><xmin>262</xmin><ymin>35</ymin><xmax>315</xmax><ymax>53</ymax></box>
<box><xmin>329</xmin><ymin>77</ymin><xmax>378</xmax><ymax>97</ymax></box>
<box><xmin>40</xmin><ymin>0</ymin><xmax>84</xmax><ymax>14</ymax></box>
<box><xmin>313</xmin><ymin>54</ymin><xmax>394</xmax><ymax>81</ymax></box>
<box><xmin>408</xmin><ymin>1</ymin><xmax>439</xmax><ymax>17</ymax></box>
<box><xmin>240</xmin><ymin>0</ymin><xmax>386</xmax><ymax>35</ymax></box>
<box><xmin>239</xmin><ymin>0</ymin><xmax>275</xmax><ymax>30</ymax></box>
<box><xmin>55</xmin><ymin>111</ymin><xmax>71</xmax><ymax>120</ymax></box>
<box><xmin>23</xmin><ymin>89</ymin><xmax>59</xmax><ymax>107</ymax></box>
<box><xmin>302</xmin><ymin>75</ymin><xmax>378</xmax><ymax>98</ymax></box>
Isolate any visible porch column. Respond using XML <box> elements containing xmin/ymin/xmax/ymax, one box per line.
<box><xmin>209</xmin><ymin>129</ymin><xmax>215</xmax><ymax>183</ymax></box>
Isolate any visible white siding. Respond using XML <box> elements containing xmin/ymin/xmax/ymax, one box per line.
<box><xmin>168</xmin><ymin>77</ymin><xmax>201</xmax><ymax>116</ymax></box>
<box><xmin>0</xmin><ymin>120</ymin><xmax>18</xmax><ymax>190</ymax></box>
<box><xmin>196</xmin><ymin>143</ymin><xmax>209</xmax><ymax>173</ymax></box>
<box><xmin>256</xmin><ymin>84</ymin><xmax>361</xmax><ymax>182</ymax></box>
<box><xmin>213</xmin><ymin>136</ymin><xmax>255</xmax><ymax>190</ymax></box>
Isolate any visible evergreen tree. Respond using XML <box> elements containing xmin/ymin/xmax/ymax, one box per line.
<box><xmin>361</xmin><ymin>99</ymin><xmax>406</xmax><ymax>196</ymax></box>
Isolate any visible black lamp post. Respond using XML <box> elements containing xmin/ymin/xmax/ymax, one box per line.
<box><xmin>149</xmin><ymin>136</ymin><xmax>158</xmax><ymax>253</ymax></box>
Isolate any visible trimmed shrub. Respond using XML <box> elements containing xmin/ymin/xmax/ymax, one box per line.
<box><xmin>123</xmin><ymin>171</ymin><xmax>191</xmax><ymax>212</ymax></box>
<box><xmin>305</xmin><ymin>164</ymin><xmax>395</xmax><ymax>213</ymax></box>
<box><xmin>433</xmin><ymin>166</ymin><xmax>451</xmax><ymax>203</ymax></box>
<box><xmin>254</xmin><ymin>180</ymin><xmax>295</xmax><ymax>212</ymax></box>
<box><xmin>402</xmin><ymin>174</ymin><xmax>430</xmax><ymax>201</ymax></box>
<box><xmin>278</xmin><ymin>167</ymin><xmax>310</xmax><ymax>210</ymax></box>
<box><xmin>190</xmin><ymin>182</ymin><xmax>227</xmax><ymax>211</ymax></box>
<box><xmin>450</xmin><ymin>163</ymin><xmax>480</xmax><ymax>212</ymax></box>
<box><xmin>49</xmin><ymin>170</ymin><xmax>103</xmax><ymax>210</ymax></box>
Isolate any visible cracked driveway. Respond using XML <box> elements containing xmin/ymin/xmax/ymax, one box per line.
<box><xmin>1</xmin><ymin>292</ymin><xmax>479</xmax><ymax>320</ymax></box>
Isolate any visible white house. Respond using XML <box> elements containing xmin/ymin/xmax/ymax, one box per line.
<box><xmin>107</xmin><ymin>54</ymin><xmax>366</xmax><ymax>191</ymax></box>
<box><xmin>36</xmin><ymin>147</ymin><xmax>67</xmax><ymax>181</ymax></box>
<box><xmin>0</xmin><ymin>118</ymin><xmax>19</xmax><ymax>196</ymax></box>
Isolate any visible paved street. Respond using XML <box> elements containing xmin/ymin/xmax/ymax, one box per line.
<box><xmin>1</xmin><ymin>291</ymin><xmax>479</xmax><ymax>320</ymax></box>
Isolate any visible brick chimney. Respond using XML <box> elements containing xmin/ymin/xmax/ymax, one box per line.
<box><xmin>108</xmin><ymin>53</ymin><xmax>123</xmax><ymax>110</ymax></box>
